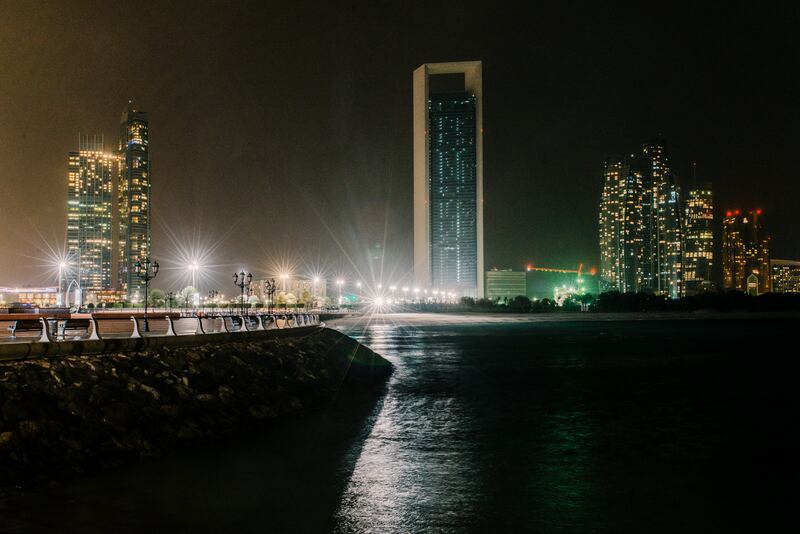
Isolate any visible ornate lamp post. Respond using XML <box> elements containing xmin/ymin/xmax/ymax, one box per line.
<box><xmin>208</xmin><ymin>289</ymin><xmax>219</xmax><ymax>312</ymax></box>
<box><xmin>263</xmin><ymin>278</ymin><xmax>277</xmax><ymax>313</ymax></box>
<box><xmin>233</xmin><ymin>271</ymin><xmax>253</xmax><ymax>316</ymax></box>
<box><xmin>135</xmin><ymin>257</ymin><xmax>159</xmax><ymax>332</ymax></box>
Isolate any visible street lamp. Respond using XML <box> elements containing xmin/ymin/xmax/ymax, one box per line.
<box><xmin>57</xmin><ymin>260</ymin><xmax>68</xmax><ymax>306</ymax></box>
<box><xmin>207</xmin><ymin>289</ymin><xmax>219</xmax><ymax>311</ymax></box>
<box><xmin>280</xmin><ymin>273</ymin><xmax>289</xmax><ymax>293</ymax></box>
<box><xmin>312</xmin><ymin>277</ymin><xmax>320</xmax><ymax>308</ymax></box>
<box><xmin>189</xmin><ymin>261</ymin><xmax>200</xmax><ymax>291</ymax></box>
<box><xmin>135</xmin><ymin>257</ymin><xmax>159</xmax><ymax>332</ymax></box>
<box><xmin>166</xmin><ymin>291</ymin><xmax>174</xmax><ymax>312</ymax></box>
<box><xmin>263</xmin><ymin>278</ymin><xmax>277</xmax><ymax>313</ymax></box>
<box><xmin>336</xmin><ymin>279</ymin><xmax>344</xmax><ymax>306</ymax></box>
<box><xmin>233</xmin><ymin>270</ymin><xmax>253</xmax><ymax>316</ymax></box>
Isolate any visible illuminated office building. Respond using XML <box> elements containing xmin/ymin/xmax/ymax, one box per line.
<box><xmin>770</xmin><ymin>259</ymin><xmax>800</xmax><ymax>293</ymax></box>
<box><xmin>117</xmin><ymin>102</ymin><xmax>151</xmax><ymax>297</ymax></box>
<box><xmin>683</xmin><ymin>183</ymin><xmax>714</xmax><ymax>294</ymax></box>
<box><xmin>722</xmin><ymin>209</ymin><xmax>771</xmax><ymax>295</ymax></box>
<box><xmin>66</xmin><ymin>134</ymin><xmax>115</xmax><ymax>300</ymax></box>
<box><xmin>599</xmin><ymin>157</ymin><xmax>644</xmax><ymax>292</ymax></box>
<box><xmin>413</xmin><ymin>61</ymin><xmax>484</xmax><ymax>297</ymax></box>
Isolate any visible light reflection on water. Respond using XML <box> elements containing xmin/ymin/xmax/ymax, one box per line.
<box><xmin>336</xmin><ymin>324</ymin><xmax>481</xmax><ymax>532</ymax></box>
<box><xmin>332</xmin><ymin>319</ymin><xmax>798</xmax><ymax>533</ymax></box>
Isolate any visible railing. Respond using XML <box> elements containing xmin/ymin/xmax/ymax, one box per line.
<box><xmin>0</xmin><ymin>313</ymin><xmax>321</xmax><ymax>344</ymax></box>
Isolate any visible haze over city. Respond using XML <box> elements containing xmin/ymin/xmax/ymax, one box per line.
<box><xmin>1</xmin><ymin>1</ymin><xmax>798</xmax><ymax>291</ymax></box>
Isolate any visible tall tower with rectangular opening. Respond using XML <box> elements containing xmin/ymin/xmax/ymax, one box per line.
<box><xmin>413</xmin><ymin>61</ymin><xmax>484</xmax><ymax>298</ymax></box>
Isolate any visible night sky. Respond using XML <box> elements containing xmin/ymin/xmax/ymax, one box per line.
<box><xmin>1</xmin><ymin>1</ymin><xmax>798</xmax><ymax>291</ymax></box>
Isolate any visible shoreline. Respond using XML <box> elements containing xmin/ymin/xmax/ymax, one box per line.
<box><xmin>0</xmin><ymin>327</ymin><xmax>391</xmax><ymax>492</ymax></box>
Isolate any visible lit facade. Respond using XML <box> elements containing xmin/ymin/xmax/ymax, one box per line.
<box><xmin>683</xmin><ymin>183</ymin><xmax>714</xmax><ymax>294</ymax></box>
<box><xmin>722</xmin><ymin>209</ymin><xmax>771</xmax><ymax>295</ymax></box>
<box><xmin>66</xmin><ymin>134</ymin><xmax>115</xmax><ymax>298</ymax></box>
<box><xmin>0</xmin><ymin>287</ymin><xmax>59</xmax><ymax>307</ymax></box>
<box><xmin>770</xmin><ymin>259</ymin><xmax>800</xmax><ymax>293</ymax></box>
<box><xmin>414</xmin><ymin>61</ymin><xmax>484</xmax><ymax>297</ymax></box>
<box><xmin>485</xmin><ymin>269</ymin><xmax>526</xmax><ymax>301</ymax></box>
<box><xmin>117</xmin><ymin>102</ymin><xmax>151</xmax><ymax>298</ymax></box>
<box><xmin>599</xmin><ymin>139</ymin><xmax>684</xmax><ymax>298</ymax></box>
<box><xmin>599</xmin><ymin>157</ymin><xmax>644</xmax><ymax>292</ymax></box>
<box><xmin>641</xmin><ymin>140</ymin><xmax>683</xmax><ymax>298</ymax></box>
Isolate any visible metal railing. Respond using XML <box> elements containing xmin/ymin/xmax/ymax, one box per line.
<box><xmin>1</xmin><ymin>313</ymin><xmax>321</xmax><ymax>344</ymax></box>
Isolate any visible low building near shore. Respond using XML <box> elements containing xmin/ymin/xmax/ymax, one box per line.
<box><xmin>0</xmin><ymin>286</ymin><xmax>59</xmax><ymax>308</ymax></box>
<box><xmin>771</xmin><ymin>259</ymin><xmax>800</xmax><ymax>293</ymax></box>
<box><xmin>485</xmin><ymin>269</ymin><xmax>527</xmax><ymax>301</ymax></box>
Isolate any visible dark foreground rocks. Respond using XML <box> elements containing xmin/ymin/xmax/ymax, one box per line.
<box><xmin>0</xmin><ymin>327</ymin><xmax>391</xmax><ymax>490</ymax></box>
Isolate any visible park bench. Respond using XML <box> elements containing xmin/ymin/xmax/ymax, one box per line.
<box><xmin>55</xmin><ymin>318</ymin><xmax>92</xmax><ymax>340</ymax></box>
<box><xmin>6</xmin><ymin>319</ymin><xmax>50</xmax><ymax>340</ymax></box>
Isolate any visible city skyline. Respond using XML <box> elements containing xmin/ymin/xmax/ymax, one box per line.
<box><xmin>1</xmin><ymin>2</ymin><xmax>798</xmax><ymax>291</ymax></box>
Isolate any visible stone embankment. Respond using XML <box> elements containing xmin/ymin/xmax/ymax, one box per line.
<box><xmin>0</xmin><ymin>327</ymin><xmax>391</xmax><ymax>489</ymax></box>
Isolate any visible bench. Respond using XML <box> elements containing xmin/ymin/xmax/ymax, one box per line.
<box><xmin>6</xmin><ymin>319</ymin><xmax>49</xmax><ymax>339</ymax></box>
<box><xmin>55</xmin><ymin>319</ymin><xmax>92</xmax><ymax>340</ymax></box>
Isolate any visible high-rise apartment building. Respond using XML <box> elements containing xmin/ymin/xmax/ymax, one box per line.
<box><xmin>599</xmin><ymin>139</ymin><xmax>685</xmax><ymax>297</ymax></box>
<box><xmin>599</xmin><ymin>157</ymin><xmax>644</xmax><ymax>292</ymax></box>
<box><xmin>117</xmin><ymin>102</ymin><xmax>151</xmax><ymax>298</ymax></box>
<box><xmin>413</xmin><ymin>61</ymin><xmax>484</xmax><ymax>297</ymax></box>
<box><xmin>683</xmin><ymin>183</ymin><xmax>714</xmax><ymax>294</ymax></box>
<box><xmin>66</xmin><ymin>134</ymin><xmax>115</xmax><ymax>302</ymax></box>
<box><xmin>640</xmin><ymin>139</ymin><xmax>683</xmax><ymax>298</ymax></box>
<box><xmin>722</xmin><ymin>209</ymin><xmax>771</xmax><ymax>295</ymax></box>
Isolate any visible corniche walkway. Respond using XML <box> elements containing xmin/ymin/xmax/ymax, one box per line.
<box><xmin>0</xmin><ymin>313</ymin><xmax>321</xmax><ymax>361</ymax></box>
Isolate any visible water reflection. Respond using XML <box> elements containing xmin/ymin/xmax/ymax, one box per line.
<box><xmin>334</xmin><ymin>319</ymin><xmax>799</xmax><ymax>533</ymax></box>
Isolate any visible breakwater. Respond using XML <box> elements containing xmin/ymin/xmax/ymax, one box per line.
<box><xmin>0</xmin><ymin>327</ymin><xmax>391</xmax><ymax>490</ymax></box>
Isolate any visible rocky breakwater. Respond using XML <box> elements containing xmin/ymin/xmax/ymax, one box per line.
<box><xmin>0</xmin><ymin>327</ymin><xmax>391</xmax><ymax>489</ymax></box>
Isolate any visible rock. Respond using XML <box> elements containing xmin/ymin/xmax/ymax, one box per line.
<box><xmin>2</xmin><ymin>400</ymin><xmax>30</xmax><ymax>422</ymax></box>
<box><xmin>0</xmin><ymin>430</ymin><xmax>17</xmax><ymax>447</ymax></box>
<box><xmin>140</xmin><ymin>384</ymin><xmax>160</xmax><ymax>400</ymax></box>
<box><xmin>18</xmin><ymin>420</ymin><xmax>42</xmax><ymax>439</ymax></box>
<box><xmin>0</xmin><ymin>328</ymin><xmax>391</xmax><ymax>491</ymax></box>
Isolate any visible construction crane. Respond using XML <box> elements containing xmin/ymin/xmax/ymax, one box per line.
<box><xmin>525</xmin><ymin>263</ymin><xmax>597</xmax><ymax>276</ymax></box>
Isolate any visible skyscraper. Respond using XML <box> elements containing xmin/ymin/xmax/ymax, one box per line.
<box><xmin>599</xmin><ymin>156</ymin><xmax>644</xmax><ymax>293</ymax></box>
<box><xmin>722</xmin><ymin>209</ymin><xmax>771</xmax><ymax>295</ymax></box>
<box><xmin>683</xmin><ymin>182</ymin><xmax>714</xmax><ymax>294</ymax></box>
<box><xmin>117</xmin><ymin>102</ymin><xmax>151</xmax><ymax>299</ymax></box>
<box><xmin>413</xmin><ymin>61</ymin><xmax>484</xmax><ymax>297</ymax></box>
<box><xmin>66</xmin><ymin>134</ymin><xmax>114</xmax><ymax>302</ymax></box>
<box><xmin>640</xmin><ymin>139</ymin><xmax>683</xmax><ymax>298</ymax></box>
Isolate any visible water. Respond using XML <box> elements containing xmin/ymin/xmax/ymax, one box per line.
<box><xmin>2</xmin><ymin>316</ymin><xmax>798</xmax><ymax>532</ymax></box>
